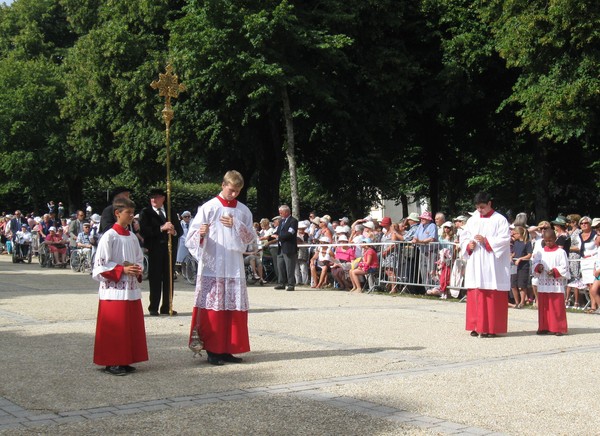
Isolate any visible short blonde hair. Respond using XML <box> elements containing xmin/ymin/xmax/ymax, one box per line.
<box><xmin>223</xmin><ymin>170</ymin><xmax>244</xmax><ymax>189</ymax></box>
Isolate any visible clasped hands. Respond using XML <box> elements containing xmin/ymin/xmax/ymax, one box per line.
<box><xmin>124</xmin><ymin>264</ymin><xmax>142</xmax><ymax>276</ymax></box>
<box><xmin>160</xmin><ymin>221</ymin><xmax>177</xmax><ymax>236</ymax></box>
<box><xmin>468</xmin><ymin>234</ymin><xmax>486</xmax><ymax>251</ymax></box>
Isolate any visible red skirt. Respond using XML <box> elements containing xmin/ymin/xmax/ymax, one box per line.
<box><xmin>190</xmin><ymin>308</ymin><xmax>250</xmax><ymax>355</ymax></box>
<box><xmin>94</xmin><ymin>299</ymin><xmax>148</xmax><ymax>366</ymax></box>
<box><xmin>465</xmin><ymin>288</ymin><xmax>508</xmax><ymax>334</ymax></box>
<box><xmin>538</xmin><ymin>293</ymin><xmax>568</xmax><ymax>334</ymax></box>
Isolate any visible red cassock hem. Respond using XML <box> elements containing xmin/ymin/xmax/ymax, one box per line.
<box><xmin>537</xmin><ymin>293</ymin><xmax>568</xmax><ymax>334</ymax></box>
<box><xmin>465</xmin><ymin>288</ymin><xmax>508</xmax><ymax>334</ymax></box>
<box><xmin>94</xmin><ymin>300</ymin><xmax>148</xmax><ymax>366</ymax></box>
<box><xmin>190</xmin><ymin>308</ymin><xmax>250</xmax><ymax>355</ymax></box>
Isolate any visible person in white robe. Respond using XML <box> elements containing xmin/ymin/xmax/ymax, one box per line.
<box><xmin>185</xmin><ymin>171</ymin><xmax>256</xmax><ymax>365</ymax></box>
<box><xmin>92</xmin><ymin>197</ymin><xmax>147</xmax><ymax>376</ymax></box>
<box><xmin>460</xmin><ymin>192</ymin><xmax>511</xmax><ymax>337</ymax></box>
<box><xmin>532</xmin><ymin>229</ymin><xmax>569</xmax><ymax>335</ymax></box>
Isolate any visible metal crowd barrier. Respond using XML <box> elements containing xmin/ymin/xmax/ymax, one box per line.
<box><xmin>297</xmin><ymin>240</ymin><xmax>466</xmax><ymax>296</ymax></box>
<box><xmin>376</xmin><ymin>241</ymin><xmax>465</xmax><ymax>296</ymax></box>
<box><xmin>298</xmin><ymin>241</ymin><xmax>587</xmax><ymax>299</ymax></box>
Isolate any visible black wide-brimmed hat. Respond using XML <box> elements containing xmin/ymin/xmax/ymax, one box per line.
<box><xmin>149</xmin><ymin>187</ymin><xmax>166</xmax><ymax>197</ymax></box>
<box><xmin>110</xmin><ymin>186</ymin><xmax>131</xmax><ymax>200</ymax></box>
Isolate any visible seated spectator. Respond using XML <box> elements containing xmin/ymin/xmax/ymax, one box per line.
<box><xmin>331</xmin><ymin>234</ymin><xmax>355</xmax><ymax>290</ymax></box>
<box><xmin>349</xmin><ymin>238</ymin><xmax>379</xmax><ymax>293</ymax></box>
<box><xmin>46</xmin><ymin>226</ymin><xmax>67</xmax><ymax>267</ymax></box>
<box><xmin>318</xmin><ymin>217</ymin><xmax>334</xmax><ymax>242</ymax></box>
<box><xmin>310</xmin><ymin>236</ymin><xmax>334</xmax><ymax>288</ymax></box>
<box><xmin>15</xmin><ymin>224</ymin><xmax>32</xmax><ymax>259</ymax></box>
<box><xmin>244</xmin><ymin>235</ymin><xmax>266</xmax><ymax>284</ymax></box>
<box><xmin>76</xmin><ymin>222</ymin><xmax>93</xmax><ymax>263</ymax></box>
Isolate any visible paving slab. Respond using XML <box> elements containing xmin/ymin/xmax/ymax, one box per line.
<box><xmin>1</xmin><ymin>254</ymin><xmax>600</xmax><ymax>435</ymax></box>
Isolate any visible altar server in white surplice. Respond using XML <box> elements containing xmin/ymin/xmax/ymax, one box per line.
<box><xmin>460</xmin><ymin>192</ymin><xmax>511</xmax><ymax>338</ymax></box>
<box><xmin>185</xmin><ymin>171</ymin><xmax>256</xmax><ymax>366</ymax></box>
<box><xmin>532</xmin><ymin>229</ymin><xmax>569</xmax><ymax>335</ymax></box>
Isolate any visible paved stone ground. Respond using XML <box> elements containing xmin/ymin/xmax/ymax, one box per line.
<box><xmin>1</xmin><ymin>254</ymin><xmax>599</xmax><ymax>435</ymax></box>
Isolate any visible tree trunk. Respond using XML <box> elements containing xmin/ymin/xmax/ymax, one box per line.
<box><xmin>281</xmin><ymin>86</ymin><xmax>300</xmax><ymax>218</ymax></box>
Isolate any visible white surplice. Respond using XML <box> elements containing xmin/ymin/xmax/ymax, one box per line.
<box><xmin>532</xmin><ymin>247</ymin><xmax>570</xmax><ymax>293</ymax></box>
<box><xmin>185</xmin><ymin>197</ymin><xmax>255</xmax><ymax>311</ymax></box>
<box><xmin>460</xmin><ymin>211</ymin><xmax>511</xmax><ymax>291</ymax></box>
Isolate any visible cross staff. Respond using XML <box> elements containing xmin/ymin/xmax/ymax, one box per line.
<box><xmin>151</xmin><ymin>64</ymin><xmax>185</xmax><ymax>316</ymax></box>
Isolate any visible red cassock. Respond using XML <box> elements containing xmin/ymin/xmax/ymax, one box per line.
<box><xmin>189</xmin><ymin>308</ymin><xmax>250</xmax><ymax>355</ymax></box>
<box><xmin>537</xmin><ymin>293</ymin><xmax>568</xmax><ymax>334</ymax></box>
<box><xmin>94</xmin><ymin>300</ymin><xmax>148</xmax><ymax>366</ymax></box>
<box><xmin>465</xmin><ymin>288</ymin><xmax>509</xmax><ymax>334</ymax></box>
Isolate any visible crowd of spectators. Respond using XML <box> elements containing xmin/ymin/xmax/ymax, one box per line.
<box><xmin>4</xmin><ymin>202</ymin><xmax>600</xmax><ymax>312</ymax></box>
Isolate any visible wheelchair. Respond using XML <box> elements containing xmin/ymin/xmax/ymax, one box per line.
<box><xmin>12</xmin><ymin>239</ymin><xmax>32</xmax><ymax>264</ymax></box>
<box><xmin>70</xmin><ymin>248</ymin><xmax>92</xmax><ymax>273</ymax></box>
<box><xmin>38</xmin><ymin>242</ymin><xmax>54</xmax><ymax>268</ymax></box>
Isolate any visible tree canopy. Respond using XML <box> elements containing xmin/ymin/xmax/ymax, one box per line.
<box><xmin>1</xmin><ymin>0</ymin><xmax>599</xmax><ymax>220</ymax></box>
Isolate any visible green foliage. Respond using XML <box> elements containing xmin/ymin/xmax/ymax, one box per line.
<box><xmin>1</xmin><ymin>0</ymin><xmax>600</xmax><ymax>218</ymax></box>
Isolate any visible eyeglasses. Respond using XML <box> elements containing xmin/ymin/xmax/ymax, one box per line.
<box><xmin>581</xmin><ymin>222</ymin><xmax>590</xmax><ymax>225</ymax></box>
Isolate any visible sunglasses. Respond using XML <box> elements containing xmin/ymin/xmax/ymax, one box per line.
<box><xmin>581</xmin><ymin>222</ymin><xmax>590</xmax><ymax>225</ymax></box>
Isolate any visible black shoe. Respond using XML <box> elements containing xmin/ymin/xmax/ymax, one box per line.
<box><xmin>274</xmin><ymin>285</ymin><xmax>285</xmax><ymax>290</ymax></box>
<box><xmin>149</xmin><ymin>311</ymin><xmax>160</xmax><ymax>316</ymax></box>
<box><xmin>123</xmin><ymin>365</ymin><xmax>136</xmax><ymax>373</ymax></box>
<box><xmin>286</xmin><ymin>286</ymin><xmax>295</xmax><ymax>292</ymax></box>
<box><xmin>536</xmin><ymin>330</ymin><xmax>549</xmax><ymax>335</ymax></box>
<box><xmin>553</xmin><ymin>332</ymin><xmax>564</xmax><ymax>336</ymax></box>
<box><xmin>206</xmin><ymin>352</ymin><xmax>224</xmax><ymax>366</ymax></box>
<box><xmin>104</xmin><ymin>366</ymin><xmax>127</xmax><ymax>376</ymax></box>
<box><xmin>220</xmin><ymin>353</ymin><xmax>243</xmax><ymax>363</ymax></box>
<box><xmin>470</xmin><ymin>331</ymin><xmax>478</xmax><ymax>337</ymax></box>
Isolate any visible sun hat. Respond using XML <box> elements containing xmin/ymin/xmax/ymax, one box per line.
<box><xmin>592</xmin><ymin>218</ymin><xmax>600</xmax><ymax>228</ymax></box>
<box><xmin>49</xmin><ymin>226</ymin><xmax>56</xmax><ymax>232</ymax></box>
<box><xmin>181</xmin><ymin>211</ymin><xmax>191</xmax><ymax>218</ymax></box>
<box><xmin>363</xmin><ymin>221</ymin><xmax>375</xmax><ymax>229</ymax></box>
<box><xmin>551</xmin><ymin>216</ymin><xmax>567</xmax><ymax>226</ymax></box>
<box><xmin>453</xmin><ymin>215</ymin><xmax>468</xmax><ymax>222</ymax></box>
<box><xmin>335</xmin><ymin>226</ymin><xmax>346</xmax><ymax>234</ymax></box>
<box><xmin>90</xmin><ymin>213</ymin><xmax>101</xmax><ymax>223</ymax></box>
<box><xmin>311</xmin><ymin>217</ymin><xmax>320</xmax><ymax>225</ymax></box>
<box><xmin>319</xmin><ymin>236</ymin><xmax>331</xmax><ymax>243</ymax></box>
<box><xmin>339</xmin><ymin>216</ymin><xmax>349</xmax><ymax>223</ymax></box>
<box><xmin>298</xmin><ymin>221</ymin><xmax>308</xmax><ymax>229</ymax></box>
<box><xmin>338</xmin><ymin>234</ymin><xmax>348</xmax><ymax>242</ymax></box>
<box><xmin>272</xmin><ymin>215</ymin><xmax>281</xmax><ymax>221</ymax></box>
<box><xmin>442</xmin><ymin>221</ymin><xmax>453</xmax><ymax>228</ymax></box>
<box><xmin>419</xmin><ymin>211</ymin><xmax>433</xmax><ymax>221</ymax></box>
<box><xmin>380</xmin><ymin>217</ymin><xmax>392</xmax><ymax>226</ymax></box>
<box><xmin>407</xmin><ymin>212</ymin><xmax>420</xmax><ymax>222</ymax></box>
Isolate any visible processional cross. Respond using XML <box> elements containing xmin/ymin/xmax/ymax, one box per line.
<box><xmin>151</xmin><ymin>64</ymin><xmax>186</xmax><ymax>316</ymax></box>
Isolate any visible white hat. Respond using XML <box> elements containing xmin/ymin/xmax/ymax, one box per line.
<box><xmin>49</xmin><ymin>226</ymin><xmax>56</xmax><ymax>232</ymax></box>
<box><xmin>338</xmin><ymin>234</ymin><xmax>348</xmax><ymax>242</ymax></box>
<box><xmin>90</xmin><ymin>213</ymin><xmax>101</xmax><ymax>223</ymax></box>
<box><xmin>342</xmin><ymin>225</ymin><xmax>351</xmax><ymax>234</ymax></box>
<box><xmin>298</xmin><ymin>221</ymin><xmax>308</xmax><ymax>229</ymax></box>
<box><xmin>592</xmin><ymin>218</ymin><xmax>600</xmax><ymax>228</ymax></box>
<box><xmin>319</xmin><ymin>236</ymin><xmax>331</xmax><ymax>243</ymax></box>
<box><xmin>339</xmin><ymin>216</ymin><xmax>349</xmax><ymax>223</ymax></box>
<box><xmin>181</xmin><ymin>211</ymin><xmax>191</xmax><ymax>218</ymax></box>
<box><xmin>442</xmin><ymin>221</ymin><xmax>452</xmax><ymax>228</ymax></box>
<box><xmin>322</xmin><ymin>214</ymin><xmax>332</xmax><ymax>222</ymax></box>
<box><xmin>335</xmin><ymin>226</ymin><xmax>346</xmax><ymax>234</ymax></box>
<box><xmin>363</xmin><ymin>221</ymin><xmax>375</xmax><ymax>229</ymax></box>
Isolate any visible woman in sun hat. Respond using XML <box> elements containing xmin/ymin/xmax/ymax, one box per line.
<box><xmin>349</xmin><ymin>238</ymin><xmax>379</xmax><ymax>293</ymax></box>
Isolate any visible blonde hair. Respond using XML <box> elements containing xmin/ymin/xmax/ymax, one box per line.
<box><xmin>223</xmin><ymin>170</ymin><xmax>244</xmax><ymax>189</ymax></box>
<box><xmin>513</xmin><ymin>225</ymin><xmax>529</xmax><ymax>242</ymax></box>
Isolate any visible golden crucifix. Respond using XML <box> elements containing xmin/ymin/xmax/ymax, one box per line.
<box><xmin>151</xmin><ymin>64</ymin><xmax>186</xmax><ymax>316</ymax></box>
